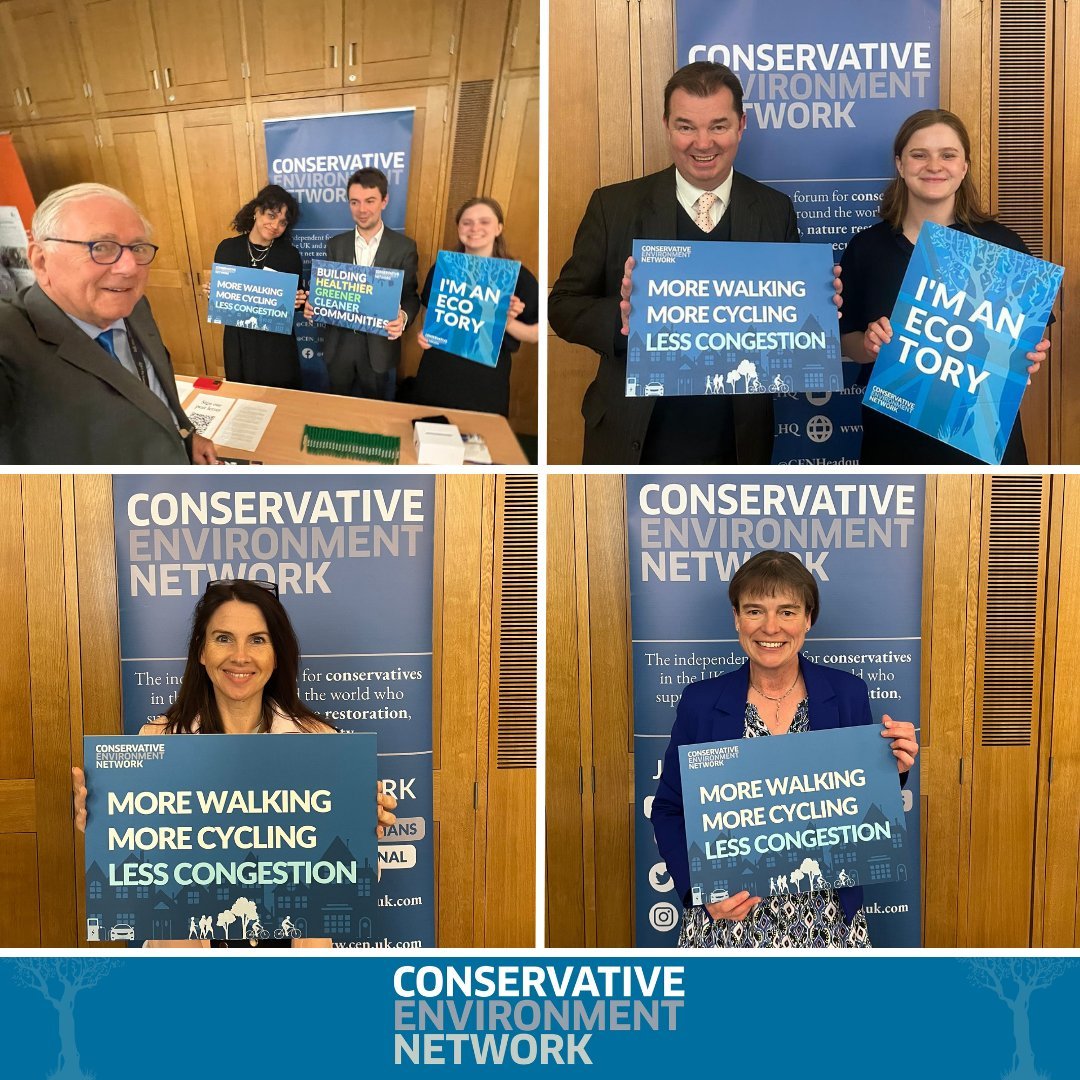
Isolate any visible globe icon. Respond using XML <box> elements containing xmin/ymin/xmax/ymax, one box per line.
<box><xmin>806</xmin><ymin>415</ymin><xmax>833</xmax><ymax>443</ymax></box>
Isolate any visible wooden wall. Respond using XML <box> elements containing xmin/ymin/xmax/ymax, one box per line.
<box><xmin>548</xmin><ymin>0</ymin><xmax>1075</xmax><ymax>463</ymax></box>
<box><xmin>1</xmin><ymin>0</ymin><xmax>539</xmax><ymax>437</ymax></box>
<box><xmin>0</xmin><ymin>473</ymin><xmax>536</xmax><ymax>948</ymax></box>
<box><xmin>546</xmin><ymin>473</ymin><xmax>1080</xmax><ymax>948</ymax></box>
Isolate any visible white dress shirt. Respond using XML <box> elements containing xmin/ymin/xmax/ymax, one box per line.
<box><xmin>675</xmin><ymin>169</ymin><xmax>735</xmax><ymax>229</ymax></box>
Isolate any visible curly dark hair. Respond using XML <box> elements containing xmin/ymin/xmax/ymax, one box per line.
<box><xmin>230</xmin><ymin>184</ymin><xmax>300</xmax><ymax>236</ymax></box>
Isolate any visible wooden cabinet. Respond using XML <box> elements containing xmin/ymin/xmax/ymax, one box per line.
<box><xmin>509</xmin><ymin>0</ymin><xmax>540</xmax><ymax>71</ymax></box>
<box><xmin>17</xmin><ymin>120</ymin><xmax>106</xmax><ymax>197</ymax></box>
<box><xmin>249</xmin><ymin>94</ymin><xmax>343</xmax><ymax>188</ymax></box>
<box><xmin>0</xmin><ymin>30</ymin><xmax>30</xmax><ymax>126</ymax></box>
<box><xmin>243</xmin><ymin>0</ymin><xmax>458</xmax><ymax>97</ymax></box>
<box><xmin>0</xmin><ymin>0</ymin><xmax>91</xmax><ymax>120</ymax></box>
<box><xmin>168</xmin><ymin>105</ymin><xmax>255</xmax><ymax>374</ymax></box>
<box><xmin>98</xmin><ymin>112</ymin><xmax>205</xmax><ymax>374</ymax></box>
<box><xmin>243</xmin><ymin>0</ymin><xmax>344</xmax><ymax>97</ymax></box>
<box><xmin>148</xmin><ymin>0</ymin><xmax>246</xmax><ymax>106</ymax></box>
<box><xmin>73</xmin><ymin>0</ymin><xmax>164</xmax><ymax>113</ymax></box>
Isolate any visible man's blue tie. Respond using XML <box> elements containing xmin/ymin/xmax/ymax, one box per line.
<box><xmin>95</xmin><ymin>329</ymin><xmax>118</xmax><ymax>359</ymax></box>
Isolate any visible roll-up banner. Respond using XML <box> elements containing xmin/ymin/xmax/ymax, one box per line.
<box><xmin>264</xmin><ymin>109</ymin><xmax>415</xmax><ymax>390</ymax></box>
<box><xmin>674</xmin><ymin>0</ymin><xmax>941</xmax><ymax>462</ymax></box>
<box><xmin>628</xmin><ymin>474</ymin><xmax>924</xmax><ymax>947</ymax></box>
<box><xmin>112</xmin><ymin>475</ymin><xmax>436</xmax><ymax>947</ymax></box>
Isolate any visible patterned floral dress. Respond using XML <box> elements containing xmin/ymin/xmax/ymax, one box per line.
<box><xmin>677</xmin><ymin>699</ymin><xmax>872</xmax><ymax>949</ymax></box>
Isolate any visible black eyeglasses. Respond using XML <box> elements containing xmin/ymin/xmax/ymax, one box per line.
<box><xmin>43</xmin><ymin>237</ymin><xmax>159</xmax><ymax>265</ymax></box>
<box><xmin>206</xmin><ymin>578</ymin><xmax>280</xmax><ymax>598</ymax></box>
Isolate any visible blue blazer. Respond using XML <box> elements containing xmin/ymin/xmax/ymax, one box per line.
<box><xmin>652</xmin><ymin>655</ymin><xmax>874</xmax><ymax>925</ymax></box>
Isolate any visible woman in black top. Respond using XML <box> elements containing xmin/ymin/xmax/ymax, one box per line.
<box><xmin>410</xmin><ymin>197</ymin><xmax>539</xmax><ymax>417</ymax></box>
<box><xmin>840</xmin><ymin>109</ymin><xmax>1050</xmax><ymax>464</ymax></box>
<box><xmin>208</xmin><ymin>185</ymin><xmax>308</xmax><ymax>389</ymax></box>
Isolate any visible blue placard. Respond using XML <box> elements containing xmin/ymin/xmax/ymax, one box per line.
<box><xmin>626</xmin><ymin>240</ymin><xmax>841</xmax><ymax>397</ymax></box>
<box><xmin>679</xmin><ymin>725</ymin><xmax>907</xmax><ymax>904</ymax></box>
<box><xmin>420</xmin><ymin>250</ymin><xmax>520</xmax><ymax>368</ymax></box>
<box><xmin>83</xmin><ymin>732</ymin><xmax>377</xmax><ymax>944</ymax></box>
<box><xmin>308</xmin><ymin>258</ymin><xmax>404</xmax><ymax>336</ymax></box>
<box><xmin>864</xmin><ymin>222</ymin><xmax>1063</xmax><ymax>463</ymax></box>
<box><xmin>207</xmin><ymin>263</ymin><xmax>298</xmax><ymax>335</ymax></box>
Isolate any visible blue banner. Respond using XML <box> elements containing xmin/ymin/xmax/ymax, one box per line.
<box><xmin>207</xmin><ymin>263</ymin><xmax>298</xmax><ymax>334</ymax></box>
<box><xmin>309</xmin><ymin>258</ymin><xmax>404</xmax><ymax>335</ymax></box>
<box><xmin>627</xmin><ymin>474</ymin><xmax>924</xmax><ymax>946</ymax></box>
<box><xmin>265</xmin><ymin>108</ymin><xmax>415</xmax><ymax>389</ymax></box>
<box><xmin>4</xmin><ymin>957</ymin><xmax>1078</xmax><ymax>1075</ymax></box>
<box><xmin>864</xmin><ymin>222</ymin><xmax>1064</xmax><ymax>463</ymax></box>
<box><xmin>627</xmin><ymin>239</ymin><xmax>841</xmax><ymax>396</ymax></box>
<box><xmin>680</xmin><ymin>725</ymin><xmax>907</xmax><ymax>902</ymax></box>
<box><xmin>111</xmin><ymin>475</ymin><xmax>436</xmax><ymax>947</ymax></box>
<box><xmin>675</xmin><ymin>0</ymin><xmax>941</xmax><ymax>460</ymax></box>
<box><xmin>421</xmin><ymin>250</ymin><xmax>520</xmax><ymax>368</ymax></box>
<box><xmin>83</xmin><ymin>733</ymin><xmax>377</xmax><ymax>944</ymax></box>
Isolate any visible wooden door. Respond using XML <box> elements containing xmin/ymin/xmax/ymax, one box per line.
<box><xmin>98</xmin><ymin>113</ymin><xmax>206</xmax><ymax>375</ymax></box>
<box><xmin>0</xmin><ymin>0</ymin><xmax>91</xmax><ymax>120</ymax></box>
<box><xmin>73</xmin><ymin>0</ymin><xmax>165</xmax><ymax>113</ymax></box>
<box><xmin>508</xmin><ymin>0</ymin><xmax>540</xmax><ymax>72</ymax></box>
<box><xmin>149</xmin><ymin>0</ymin><xmax>246</xmax><ymax>106</ymax></box>
<box><xmin>243</xmin><ymin>0</ymin><xmax>344</xmax><ymax>96</ymax></box>
<box><xmin>486</xmin><ymin>73</ymin><xmax>538</xmax><ymax>436</ymax></box>
<box><xmin>341</xmin><ymin>0</ymin><xmax>458</xmax><ymax>86</ymax></box>
<box><xmin>168</xmin><ymin>105</ymin><xmax>255</xmax><ymax>374</ymax></box>
<box><xmin>18</xmin><ymin>120</ymin><xmax>106</xmax><ymax>197</ymax></box>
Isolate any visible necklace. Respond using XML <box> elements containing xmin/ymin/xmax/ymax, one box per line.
<box><xmin>750</xmin><ymin>672</ymin><xmax>800</xmax><ymax>730</ymax></box>
<box><xmin>247</xmin><ymin>236</ymin><xmax>274</xmax><ymax>267</ymax></box>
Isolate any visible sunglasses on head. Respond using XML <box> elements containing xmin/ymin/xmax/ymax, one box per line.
<box><xmin>205</xmin><ymin>578</ymin><xmax>280</xmax><ymax>598</ymax></box>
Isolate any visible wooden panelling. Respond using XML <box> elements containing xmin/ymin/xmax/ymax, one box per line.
<box><xmin>0</xmin><ymin>836</ymin><xmax>41</xmax><ymax>947</ymax></box>
<box><xmin>243</xmin><ymin>0</ymin><xmax>344</xmax><ymax>97</ymax></box>
<box><xmin>510</xmin><ymin>0</ymin><xmax>540</xmax><ymax>72</ymax></box>
<box><xmin>344</xmin><ymin>0</ymin><xmax>459</xmax><ymax>86</ymax></box>
<box><xmin>0</xmin><ymin>476</ymin><xmax>33</xmax><ymax>779</ymax></box>
<box><xmin>1040</xmin><ymin>475</ymin><xmax>1080</xmax><ymax>945</ymax></box>
<box><xmin>73</xmin><ymin>0</ymin><xmax>164</xmax><ymax>113</ymax></box>
<box><xmin>149</xmin><ymin>0</ymin><xmax>246</xmax><ymax>106</ymax></box>
<box><xmin>545</xmin><ymin>476</ymin><xmax>586</xmax><ymax>946</ymax></box>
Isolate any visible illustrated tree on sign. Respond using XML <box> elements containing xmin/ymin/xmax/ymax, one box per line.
<box><xmin>968</xmin><ymin>958</ymin><xmax>1076</xmax><ymax>1079</ymax></box>
<box><xmin>231</xmin><ymin>897</ymin><xmax>259</xmax><ymax>939</ymax></box>
<box><xmin>13</xmin><ymin>958</ymin><xmax>117</xmax><ymax>1079</ymax></box>
<box><xmin>788</xmin><ymin>867</ymin><xmax>805</xmax><ymax>893</ymax></box>
<box><xmin>737</xmin><ymin>359</ymin><xmax>758</xmax><ymax>392</ymax></box>
<box><xmin>217</xmin><ymin>908</ymin><xmax>237</xmax><ymax>940</ymax></box>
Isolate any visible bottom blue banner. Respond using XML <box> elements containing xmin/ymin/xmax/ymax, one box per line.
<box><xmin>2</xmin><ymin>955</ymin><xmax>1076</xmax><ymax>1074</ymax></box>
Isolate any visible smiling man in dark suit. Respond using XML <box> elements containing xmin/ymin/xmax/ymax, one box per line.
<box><xmin>0</xmin><ymin>183</ymin><xmax>217</xmax><ymax>466</ymax></box>
<box><xmin>550</xmin><ymin>62</ymin><xmax>811</xmax><ymax>466</ymax></box>
<box><xmin>319</xmin><ymin>168</ymin><xmax>421</xmax><ymax>400</ymax></box>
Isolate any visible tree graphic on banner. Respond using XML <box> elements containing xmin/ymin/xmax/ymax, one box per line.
<box><xmin>13</xmin><ymin>959</ymin><xmax>117</xmax><ymax>1079</ymax></box>
<box><xmin>967</xmin><ymin>958</ymin><xmax>1076</xmax><ymax>1079</ymax></box>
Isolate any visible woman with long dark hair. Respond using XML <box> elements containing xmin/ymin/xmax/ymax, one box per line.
<box><xmin>72</xmin><ymin>579</ymin><xmax>395</xmax><ymax>947</ymax></box>
<box><xmin>207</xmin><ymin>185</ymin><xmax>307</xmax><ymax>389</ymax></box>
<box><xmin>839</xmin><ymin>109</ymin><xmax>1051</xmax><ymax>464</ymax></box>
<box><xmin>408</xmin><ymin>197</ymin><xmax>539</xmax><ymax>416</ymax></box>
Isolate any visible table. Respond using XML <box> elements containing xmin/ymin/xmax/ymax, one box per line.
<box><xmin>176</xmin><ymin>377</ymin><xmax>529</xmax><ymax>465</ymax></box>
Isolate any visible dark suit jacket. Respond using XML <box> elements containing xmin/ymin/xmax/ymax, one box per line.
<box><xmin>321</xmin><ymin>226</ymin><xmax>421</xmax><ymax>384</ymax></box>
<box><xmin>0</xmin><ymin>284</ymin><xmax>192</xmax><ymax>465</ymax></box>
<box><xmin>548</xmin><ymin>166</ymin><xmax>800</xmax><ymax>464</ymax></box>
<box><xmin>651</xmin><ymin>655</ymin><xmax>873</xmax><ymax>926</ymax></box>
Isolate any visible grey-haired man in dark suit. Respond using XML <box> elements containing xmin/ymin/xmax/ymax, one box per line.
<box><xmin>0</xmin><ymin>183</ymin><xmax>216</xmax><ymax>466</ymax></box>
<box><xmin>550</xmin><ymin>62</ymin><xmax>841</xmax><ymax>466</ymax></box>
<box><xmin>318</xmin><ymin>168</ymin><xmax>420</xmax><ymax>399</ymax></box>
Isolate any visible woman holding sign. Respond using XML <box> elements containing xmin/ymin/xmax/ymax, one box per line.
<box><xmin>651</xmin><ymin>551</ymin><xmax>918</xmax><ymax>948</ymax></box>
<box><xmin>72</xmin><ymin>579</ymin><xmax>396</xmax><ymax>948</ymax></box>
<box><xmin>408</xmin><ymin>198</ymin><xmax>538</xmax><ymax>416</ymax></box>
<box><xmin>840</xmin><ymin>109</ymin><xmax>1050</xmax><ymax>464</ymax></box>
<box><xmin>207</xmin><ymin>185</ymin><xmax>308</xmax><ymax>390</ymax></box>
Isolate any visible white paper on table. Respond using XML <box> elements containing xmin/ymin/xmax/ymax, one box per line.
<box><xmin>214</xmin><ymin>400</ymin><xmax>276</xmax><ymax>452</ymax></box>
<box><xmin>183</xmin><ymin>393</ymin><xmax>236</xmax><ymax>439</ymax></box>
<box><xmin>461</xmin><ymin>432</ymin><xmax>492</xmax><ymax>465</ymax></box>
<box><xmin>174</xmin><ymin>376</ymin><xmax>196</xmax><ymax>403</ymax></box>
<box><xmin>0</xmin><ymin>206</ymin><xmax>34</xmax><ymax>289</ymax></box>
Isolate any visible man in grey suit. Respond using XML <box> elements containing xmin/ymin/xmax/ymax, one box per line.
<box><xmin>0</xmin><ymin>183</ymin><xmax>217</xmax><ymax>465</ymax></box>
<box><xmin>319</xmin><ymin>168</ymin><xmax>420</xmax><ymax>399</ymax></box>
<box><xmin>550</xmin><ymin>62</ymin><xmax>837</xmax><ymax>465</ymax></box>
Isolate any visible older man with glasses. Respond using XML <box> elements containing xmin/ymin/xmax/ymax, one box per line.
<box><xmin>0</xmin><ymin>182</ymin><xmax>217</xmax><ymax>464</ymax></box>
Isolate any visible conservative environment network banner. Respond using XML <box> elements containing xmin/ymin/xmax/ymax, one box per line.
<box><xmin>675</xmin><ymin>0</ymin><xmax>940</xmax><ymax>462</ymax></box>
<box><xmin>265</xmin><ymin>108</ymin><xmax>414</xmax><ymax>389</ymax></box>
<box><xmin>627</xmin><ymin>474</ymin><xmax>924</xmax><ymax>946</ymax></box>
<box><xmin>112</xmin><ymin>475</ymin><xmax>436</xmax><ymax>947</ymax></box>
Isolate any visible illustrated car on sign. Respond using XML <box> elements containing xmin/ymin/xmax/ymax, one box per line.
<box><xmin>709</xmin><ymin>889</ymin><xmax>729</xmax><ymax>904</ymax></box>
<box><xmin>643</xmin><ymin>382</ymin><xmax>665</xmax><ymax>397</ymax></box>
<box><xmin>110</xmin><ymin>923</ymin><xmax>135</xmax><ymax>941</ymax></box>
